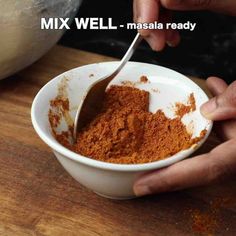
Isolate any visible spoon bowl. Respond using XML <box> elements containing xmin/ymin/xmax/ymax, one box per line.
<box><xmin>73</xmin><ymin>33</ymin><xmax>142</xmax><ymax>140</ymax></box>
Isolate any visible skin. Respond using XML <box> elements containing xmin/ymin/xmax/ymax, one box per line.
<box><xmin>133</xmin><ymin>0</ymin><xmax>236</xmax><ymax>50</ymax></box>
<box><xmin>133</xmin><ymin>0</ymin><xmax>236</xmax><ymax>196</ymax></box>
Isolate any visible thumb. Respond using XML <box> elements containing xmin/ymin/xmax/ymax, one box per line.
<box><xmin>201</xmin><ymin>81</ymin><xmax>236</xmax><ymax>120</ymax></box>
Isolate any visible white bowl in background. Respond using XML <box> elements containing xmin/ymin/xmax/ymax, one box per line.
<box><xmin>0</xmin><ymin>0</ymin><xmax>82</xmax><ymax>80</ymax></box>
<box><xmin>31</xmin><ymin>62</ymin><xmax>212</xmax><ymax>199</ymax></box>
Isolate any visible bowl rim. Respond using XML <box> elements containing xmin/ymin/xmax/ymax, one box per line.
<box><xmin>31</xmin><ymin>61</ymin><xmax>213</xmax><ymax>172</ymax></box>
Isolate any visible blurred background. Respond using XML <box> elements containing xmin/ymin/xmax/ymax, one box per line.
<box><xmin>59</xmin><ymin>0</ymin><xmax>236</xmax><ymax>84</ymax></box>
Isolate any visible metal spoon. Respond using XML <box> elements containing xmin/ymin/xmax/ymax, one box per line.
<box><xmin>73</xmin><ymin>33</ymin><xmax>142</xmax><ymax>141</ymax></box>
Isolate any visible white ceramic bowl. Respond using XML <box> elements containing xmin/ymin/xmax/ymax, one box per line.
<box><xmin>0</xmin><ymin>0</ymin><xmax>82</xmax><ymax>80</ymax></box>
<box><xmin>31</xmin><ymin>62</ymin><xmax>212</xmax><ymax>199</ymax></box>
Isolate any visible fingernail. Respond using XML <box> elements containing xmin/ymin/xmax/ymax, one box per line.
<box><xmin>134</xmin><ymin>184</ymin><xmax>151</xmax><ymax>197</ymax></box>
<box><xmin>200</xmin><ymin>97</ymin><xmax>217</xmax><ymax>119</ymax></box>
<box><xmin>166</xmin><ymin>37</ymin><xmax>180</xmax><ymax>47</ymax></box>
<box><xmin>166</xmin><ymin>31</ymin><xmax>180</xmax><ymax>47</ymax></box>
<box><xmin>166</xmin><ymin>41</ymin><xmax>175</xmax><ymax>47</ymax></box>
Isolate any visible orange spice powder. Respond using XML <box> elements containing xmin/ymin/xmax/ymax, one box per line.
<box><xmin>140</xmin><ymin>75</ymin><xmax>149</xmax><ymax>83</ymax></box>
<box><xmin>73</xmin><ymin>86</ymin><xmax>206</xmax><ymax>164</ymax></box>
<box><xmin>175</xmin><ymin>93</ymin><xmax>196</xmax><ymax>118</ymax></box>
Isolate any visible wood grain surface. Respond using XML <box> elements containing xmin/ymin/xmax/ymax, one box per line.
<box><xmin>0</xmin><ymin>45</ymin><xmax>235</xmax><ymax>236</ymax></box>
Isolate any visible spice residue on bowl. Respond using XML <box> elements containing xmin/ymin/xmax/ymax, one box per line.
<box><xmin>48</xmin><ymin>77</ymin><xmax>74</xmax><ymax>149</ymax></box>
<box><xmin>175</xmin><ymin>93</ymin><xmax>196</xmax><ymax>118</ymax></box>
<box><xmin>72</xmin><ymin>85</ymin><xmax>206</xmax><ymax>164</ymax></box>
<box><xmin>140</xmin><ymin>75</ymin><xmax>149</xmax><ymax>83</ymax></box>
<box><xmin>121</xmin><ymin>75</ymin><xmax>149</xmax><ymax>87</ymax></box>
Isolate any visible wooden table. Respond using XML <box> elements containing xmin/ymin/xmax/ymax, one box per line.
<box><xmin>0</xmin><ymin>45</ymin><xmax>235</xmax><ymax>236</ymax></box>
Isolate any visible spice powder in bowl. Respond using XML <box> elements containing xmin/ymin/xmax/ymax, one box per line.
<box><xmin>67</xmin><ymin>84</ymin><xmax>206</xmax><ymax>164</ymax></box>
<box><xmin>48</xmin><ymin>76</ymin><xmax>207</xmax><ymax>165</ymax></box>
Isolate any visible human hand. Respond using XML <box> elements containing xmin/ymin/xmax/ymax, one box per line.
<box><xmin>133</xmin><ymin>0</ymin><xmax>236</xmax><ymax>51</ymax></box>
<box><xmin>133</xmin><ymin>77</ymin><xmax>236</xmax><ymax>196</ymax></box>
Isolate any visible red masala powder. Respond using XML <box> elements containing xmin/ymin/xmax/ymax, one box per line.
<box><xmin>73</xmin><ymin>85</ymin><xmax>206</xmax><ymax>164</ymax></box>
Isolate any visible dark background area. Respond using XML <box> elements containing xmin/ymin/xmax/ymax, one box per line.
<box><xmin>59</xmin><ymin>0</ymin><xmax>236</xmax><ymax>83</ymax></box>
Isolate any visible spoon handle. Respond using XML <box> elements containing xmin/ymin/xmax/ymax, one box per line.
<box><xmin>110</xmin><ymin>33</ymin><xmax>143</xmax><ymax>78</ymax></box>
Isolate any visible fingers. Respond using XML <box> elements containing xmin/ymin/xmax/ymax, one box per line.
<box><xmin>134</xmin><ymin>0</ymin><xmax>236</xmax><ymax>52</ymax></box>
<box><xmin>160</xmin><ymin>10</ymin><xmax>180</xmax><ymax>48</ymax></box>
<box><xmin>134</xmin><ymin>153</ymin><xmax>211</xmax><ymax>196</ymax></box>
<box><xmin>133</xmin><ymin>0</ymin><xmax>139</xmax><ymax>22</ymax></box>
<box><xmin>134</xmin><ymin>0</ymin><xmax>166</xmax><ymax>50</ymax></box>
<box><xmin>133</xmin><ymin>0</ymin><xmax>180</xmax><ymax>51</ymax></box>
<box><xmin>145</xmin><ymin>31</ymin><xmax>166</xmax><ymax>51</ymax></box>
<box><xmin>134</xmin><ymin>0</ymin><xmax>159</xmax><ymax>37</ymax></box>
<box><xmin>206</xmin><ymin>76</ymin><xmax>228</xmax><ymax>96</ymax></box>
<box><xmin>133</xmin><ymin>0</ymin><xmax>159</xmax><ymax>23</ymax></box>
<box><xmin>166</xmin><ymin>29</ymin><xmax>181</xmax><ymax>47</ymax></box>
<box><xmin>200</xmin><ymin>80</ymin><xmax>236</xmax><ymax>120</ymax></box>
<box><xmin>160</xmin><ymin>0</ymin><xmax>214</xmax><ymax>11</ymax></box>
<box><xmin>203</xmin><ymin>77</ymin><xmax>236</xmax><ymax>140</ymax></box>
<box><xmin>160</xmin><ymin>0</ymin><xmax>236</xmax><ymax>15</ymax></box>
<box><xmin>145</xmin><ymin>28</ymin><xmax>180</xmax><ymax>50</ymax></box>
<box><xmin>204</xmin><ymin>77</ymin><xmax>236</xmax><ymax>140</ymax></box>
<box><xmin>134</xmin><ymin>139</ymin><xmax>236</xmax><ymax>196</ymax></box>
